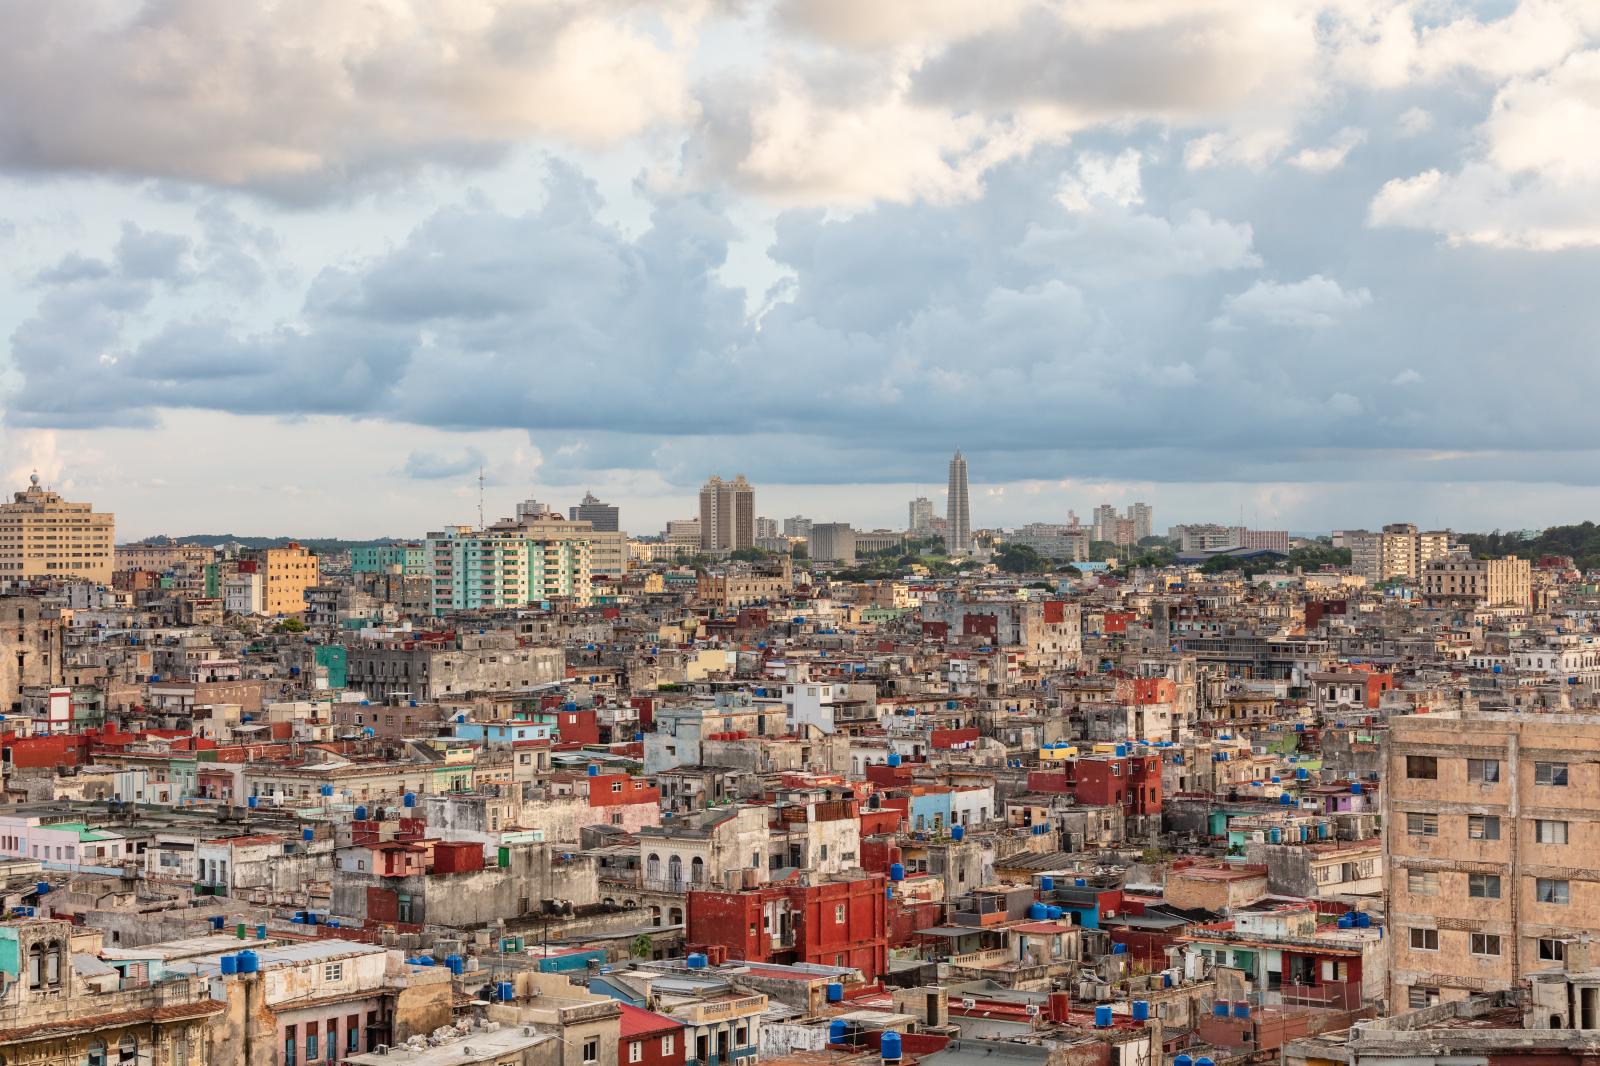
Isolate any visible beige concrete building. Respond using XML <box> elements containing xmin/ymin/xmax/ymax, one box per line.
<box><xmin>1422</xmin><ymin>556</ymin><xmax>1532</xmax><ymax>610</ymax></box>
<box><xmin>1386</xmin><ymin>711</ymin><xmax>1600</xmax><ymax>1010</ymax></box>
<box><xmin>807</xmin><ymin>522</ymin><xmax>856</xmax><ymax>564</ymax></box>
<box><xmin>0</xmin><ymin>475</ymin><xmax>114</xmax><ymax>583</ymax></box>
<box><xmin>1346</xmin><ymin>523</ymin><xmax>1455</xmax><ymax>583</ymax></box>
<box><xmin>698</xmin><ymin>475</ymin><xmax>754</xmax><ymax>552</ymax></box>
<box><xmin>113</xmin><ymin>539</ymin><xmax>215</xmax><ymax>575</ymax></box>
<box><xmin>509</xmin><ymin>501</ymin><xmax>623</xmax><ymax>581</ymax></box>
<box><xmin>253</xmin><ymin>542</ymin><xmax>320</xmax><ymax>615</ymax></box>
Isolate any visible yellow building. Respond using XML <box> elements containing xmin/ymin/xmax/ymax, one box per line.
<box><xmin>255</xmin><ymin>542</ymin><xmax>320</xmax><ymax>615</ymax></box>
<box><xmin>0</xmin><ymin>474</ymin><xmax>115</xmax><ymax>583</ymax></box>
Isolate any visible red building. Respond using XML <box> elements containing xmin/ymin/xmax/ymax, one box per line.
<box><xmin>618</xmin><ymin>1004</ymin><xmax>685</xmax><ymax>1066</ymax></box>
<box><xmin>1027</xmin><ymin>754</ymin><xmax>1162</xmax><ymax>817</ymax></box>
<box><xmin>687</xmin><ymin>874</ymin><xmax>888</xmax><ymax>981</ymax></box>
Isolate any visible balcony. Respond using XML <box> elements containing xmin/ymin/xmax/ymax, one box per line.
<box><xmin>676</xmin><ymin>994</ymin><xmax>768</xmax><ymax>1023</ymax></box>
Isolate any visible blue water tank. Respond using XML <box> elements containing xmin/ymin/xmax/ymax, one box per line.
<box><xmin>238</xmin><ymin>950</ymin><xmax>259</xmax><ymax>975</ymax></box>
<box><xmin>829</xmin><ymin>1020</ymin><xmax>848</xmax><ymax>1045</ymax></box>
<box><xmin>416</xmin><ymin>956</ymin><xmax>432</xmax><ymax>966</ymax></box>
<box><xmin>1047</xmin><ymin>906</ymin><xmax>1063</xmax><ymax>920</ymax></box>
<box><xmin>1112</xmin><ymin>943</ymin><xmax>1127</xmax><ymax>955</ymax></box>
<box><xmin>1337</xmin><ymin>913</ymin><xmax>1355</xmax><ymax>929</ymax></box>
<box><xmin>1269</xmin><ymin>828</ymin><xmax>1281</xmax><ymax>843</ymax></box>
<box><xmin>1355</xmin><ymin>912</ymin><xmax>1372</xmax><ymax>928</ymax></box>
<box><xmin>1271</xmin><ymin>776</ymin><xmax>1280</xmax><ymax>784</ymax></box>
<box><xmin>1095</xmin><ymin>1006</ymin><xmax>1113</xmax><ymax>1027</ymax></box>
<box><xmin>885</xmin><ymin>886</ymin><xmax>894</xmax><ymax>901</ymax></box>
<box><xmin>1296</xmin><ymin>768</ymin><xmax>1309</xmax><ymax>780</ymax></box>
<box><xmin>951</xmin><ymin>825</ymin><xmax>964</xmax><ymax>841</ymax></box>
<box><xmin>827</xmin><ymin>982</ymin><xmax>844</xmax><ymax>1003</ymax></box>
<box><xmin>247</xmin><ymin>796</ymin><xmax>258</xmax><ymax>809</ymax></box>
<box><xmin>887</xmin><ymin>753</ymin><xmax>901</xmax><ymax>767</ymax></box>
<box><xmin>889</xmin><ymin>863</ymin><xmax>906</xmax><ymax>882</ymax></box>
<box><xmin>220</xmin><ymin>954</ymin><xmax>238</xmax><ymax>975</ymax></box>
<box><xmin>1132</xmin><ymin>1001</ymin><xmax>1149</xmax><ymax>1022</ymax></box>
<box><xmin>1350</xmin><ymin>782</ymin><xmax>1363</xmax><ymax>795</ymax></box>
<box><xmin>587</xmin><ymin>765</ymin><xmax>599</xmax><ymax>777</ymax></box>
<box><xmin>321</xmin><ymin>784</ymin><xmax>333</xmax><ymax>797</ymax></box>
<box><xmin>687</xmin><ymin>953</ymin><xmax>708</xmax><ymax>969</ymax></box>
<box><xmin>1175</xmin><ymin>1056</ymin><xmax>1193</xmax><ymax>1066</ymax></box>
<box><xmin>1278</xmin><ymin>793</ymin><xmax>1294</xmax><ymax>806</ymax></box>
<box><xmin>403</xmin><ymin>792</ymin><xmax>417</xmax><ymax>808</ymax></box>
<box><xmin>1028</xmin><ymin>903</ymin><xmax>1048</xmax><ymax>920</ymax></box>
<box><xmin>1074</xmin><ymin>878</ymin><xmax>1086</xmax><ymax>887</ymax></box>
<box><xmin>302</xmin><ymin>828</ymin><xmax>314</xmax><ymax>842</ymax></box>
<box><xmin>447</xmin><ymin>954</ymin><xmax>463</xmax><ymax>975</ymax></box>
<box><xmin>1318</xmin><ymin>823</ymin><xmax>1329</xmax><ymax>839</ymax></box>
<box><xmin>355</xmin><ymin>806</ymin><xmax>368</xmax><ymax>821</ymax></box>
<box><xmin>1196</xmin><ymin>1058</ymin><xmax>1215</xmax><ymax>1066</ymax></box>
<box><xmin>34</xmin><ymin>882</ymin><xmax>48</xmax><ymax>896</ymax></box>
<box><xmin>1115</xmin><ymin>744</ymin><xmax>1127</xmax><ymax>757</ymax></box>
<box><xmin>1234</xmin><ymin>1002</ymin><xmax>1250</xmax><ymax>1019</ymax></box>
<box><xmin>1213</xmin><ymin>1002</ymin><xmax>1229</xmax><ymax>1017</ymax></box>
<box><xmin>256</xmin><ymin>924</ymin><xmax>267</xmax><ymax>940</ymax></box>
<box><xmin>1040</xmin><ymin>876</ymin><xmax>1054</xmax><ymax>891</ymax></box>
<box><xmin>881</xmin><ymin>1032</ymin><xmax>902</xmax><ymax>1061</ymax></box>
<box><xmin>210</xmin><ymin>915</ymin><xmax>225</xmax><ymax>931</ymax></box>
<box><xmin>497</xmin><ymin>980</ymin><xmax>514</xmax><ymax>1001</ymax></box>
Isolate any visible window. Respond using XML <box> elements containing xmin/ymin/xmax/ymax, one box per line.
<box><xmin>1407</xmin><ymin>870</ymin><xmax>1439</xmax><ymax>895</ymax></box>
<box><xmin>1406</xmin><ymin>813</ymin><xmax>1438</xmax><ymax>836</ymax></box>
<box><xmin>1468</xmin><ymin>873</ymin><xmax>1501</xmax><ymax>898</ymax></box>
<box><xmin>612</xmin><ymin>782</ymin><xmax>623</xmax><ymax>793</ymax></box>
<box><xmin>1406</xmin><ymin>756</ymin><xmax>1437</xmax><ymax>780</ymax></box>
<box><xmin>1537</xmin><ymin>878</ymin><xmax>1570</xmax><ymax>904</ymax></box>
<box><xmin>835</xmin><ymin>904</ymin><xmax>846</xmax><ymax>923</ymax></box>
<box><xmin>1468</xmin><ymin>815</ymin><xmax>1500</xmax><ymax>840</ymax></box>
<box><xmin>662</xmin><ymin>1035</ymin><xmax>675</xmax><ymax>1056</ymax></box>
<box><xmin>323</xmin><ymin>963</ymin><xmax>343</xmax><ymax>981</ymax></box>
<box><xmin>1537</xmin><ymin>820</ymin><xmax>1569</xmax><ymax>845</ymax></box>
<box><xmin>1408</xmin><ymin>986</ymin><xmax>1440</xmax><ymax>1009</ymax></box>
<box><xmin>1409</xmin><ymin>927</ymin><xmax>1439</xmax><ymax>951</ymax></box>
<box><xmin>1467</xmin><ymin>758</ymin><xmax>1500</xmax><ymax>783</ymax></box>
<box><xmin>1536</xmin><ymin>761</ymin><xmax>1569</xmax><ymax>786</ymax></box>
<box><xmin>630</xmin><ymin>1042</ymin><xmax>643</xmax><ymax>1063</ymax></box>
<box><xmin>1470</xmin><ymin>933</ymin><xmax>1502</xmax><ymax>956</ymax></box>
<box><xmin>583</xmin><ymin>1039</ymin><xmax>598</xmax><ymax>1064</ymax></box>
<box><xmin>820</xmin><ymin>844</ymin><xmax>829</xmax><ymax>861</ymax></box>
<box><xmin>1540</xmin><ymin>938</ymin><xmax>1567</xmax><ymax>962</ymax></box>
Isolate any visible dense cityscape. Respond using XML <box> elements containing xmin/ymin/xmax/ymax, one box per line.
<box><xmin>0</xmin><ymin>456</ymin><xmax>1588</xmax><ymax>1064</ymax></box>
<box><xmin>4</xmin><ymin>0</ymin><xmax>1596</xmax><ymax>1063</ymax></box>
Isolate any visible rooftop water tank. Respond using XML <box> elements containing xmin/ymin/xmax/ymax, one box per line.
<box><xmin>687</xmin><ymin>953</ymin><xmax>708</xmax><ymax>969</ymax></box>
<box><xmin>237</xmin><ymin>950</ymin><xmax>259</xmax><ymax>975</ymax></box>
<box><xmin>889</xmin><ymin>863</ymin><xmax>906</xmax><ymax>882</ymax></box>
<box><xmin>1040</xmin><ymin>876</ymin><xmax>1054</xmax><ymax>891</ymax></box>
<box><xmin>827</xmin><ymin>982</ymin><xmax>844</xmax><ymax>1003</ymax></box>
<box><xmin>951</xmin><ymin>824</ymin><xmax>965</xmax><ymax>841</ymax></box>
<box><xmin>587</xmin><ymin>765</ymin><xmax>599</xmax><ymax>777</ymax></box>
<box><xmin>1095</xmin><ymin>1006</ymin><xmax>1113</xmax><ymax>1027</ymax></box>
<box><xmin>881</xmin><ymin>1032</ymin><xmax>903</xmax><ymax>1062</ymax></box>
<box><xmin>220</xmin><ymin>954</ymin><xmax>238</xmax><ymax>976</ymax></box>
<box><xmin>1132</xmin><ymin>1001</ymin><xmax>1149</xmax><ymax>1022</ymax></box>
<box><xmin>354</xmin><ymin>806</ymin><xmax>368</xmax><ymax>821</ymax></box>
<box><xmin>1213</xmin><ymin>1002</ymin><xmax>1229</xmax><ymax>1017</ymax></box>
<box><xmin>404</xmin><ymin>792</ymin><xmax>417</xmax><ymax>807</ymax></box>
<box><xmin>887</xmin><ymin>753</ymin><xmax>901</xmax><ymax>767</ymax></box>
<box><xmin>829</xmin><ymin>1021</ymin><xmax>848</xmax><ymax>1045</ymax></box>
<box><xmin>1234</xmin><ymin>1002</ymin><xmax>1251</xmax><ymax>1019</ymax></box>
<box><xmin>1028</xmin><ymin>903</ymin><xmax>1048</xmax><ymax>920</ymax></box>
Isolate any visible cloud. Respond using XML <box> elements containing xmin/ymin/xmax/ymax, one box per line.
<box><xmin>400</xmin><ymin>448</ymin><xmax>487</xmax><ymax>481</ymax></box>
<box><xmin>0</xmin><ymin>0</ymin><xmax>704</xmax><ymax>200</ymax></box>
<box><xmin>1288</xmin><ymin>128</ymin><xmax>1367</xmax><ymax>173</ymax></box>
<box><xmin>1057</xmin><ymin>150</ymin><xmax>1143</xmax><ymax>212</ymax></box>
<box><xmin>1213</xmin><ymin>275</ymin><xmax>1372</xmax><ymax>329</ymax></box>
<box><xmin>1369</xmin><ymin>49</ymin><xmax>1600</xmax><ymax>249</ymax></box>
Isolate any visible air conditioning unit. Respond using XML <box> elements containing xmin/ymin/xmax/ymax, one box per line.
<box><xmin>1025</xmin><ymin>1004</ymin><xmax>1040</xmax><ymax>1017</ymax></box>
<box><xmin>961</xmin><ymin>997</ymin><xmax>975</xmax><ymax>1009</ymax></box>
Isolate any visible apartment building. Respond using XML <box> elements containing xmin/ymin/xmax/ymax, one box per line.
<box><xmin>699</xmin><ymin>476</ymin><xmax>755</xmax><ymax>552</ymax></box>
<box><xmin>426</xmin><ymin>525</ymin><xmax>592</xmax><ymax>611</ymax></box>
<box><xmin>0</xmin><ymin>475</ymin><xmax>115</xmax><ymax>584</ymax></box>
<box><xmin>510</xmin><ymin>501</ymin><xmax>623</xmax><ymax>581</ymax></box>
<box><xmin>1422</xmin><ymin>556</ymin><xmax>1532</xmax><ymax>609</ymax></box>
<box><xmin>349</xmin><ymin>543</ymin><xmax>428</xmax><ymax>575</ymax></box>
<box><xmin>1346</xmin><ymin>523</ymin><xmax>1455</xmax><ymax>583</ymax></box>
<box><xmin>1385</xmin><ymin>711</ymin><xmax>1600</xmax><ymax>1009</ymax></box>
<box><xmin>113</xmin><ymin>539</ymin><xmax>215</xmax><ymax>575</ymax></box>
<box><xmin>250</xmin><ymin>542</ymin><xmax>321</xmax><ymax>615</ymax></box>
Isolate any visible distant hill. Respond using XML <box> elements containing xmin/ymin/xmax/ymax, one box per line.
<box><xmin>1459</xmin><ymin>523</ymin><xmax>1600</xmax><ymax>569</ymax></box>
<box><xmin>133</xmin><ymin>535</ymin><xmax>406</xmax><ymax>554</ymax></box>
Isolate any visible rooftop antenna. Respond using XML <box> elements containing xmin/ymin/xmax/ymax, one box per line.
<box><xmin>478</xmin><ymin>466</ymin><xmax>486</xmax><ymax>530</ymax></box>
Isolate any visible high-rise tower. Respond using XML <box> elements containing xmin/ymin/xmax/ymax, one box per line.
<box><xmin>946</xmin><ymin>451</ymin><xmax>971</xmax><ymax>554</ymax></box>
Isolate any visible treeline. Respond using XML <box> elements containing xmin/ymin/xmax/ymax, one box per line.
<box><xmin>1460</xmin><ymin>523</ymin><xmax>1600</xmax><ymax>569</ymax></box>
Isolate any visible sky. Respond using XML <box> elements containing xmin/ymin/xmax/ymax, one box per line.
<box><xmin>4</xmin><ymin>0</ymin><xmax>1600</xmax><ymax>540</ymax></box>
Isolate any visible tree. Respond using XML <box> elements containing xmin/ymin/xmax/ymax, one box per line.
<box><xmin>630</xmin><ymin>934</ymin><xmax>654</xmax><ymax>959</ymax></box>
<box><xmin>730</xmin><ymin>547</ymin><xmax>769</xmax><ymax>562</ymax></box>
<box><xmin>275</xmin><ymin>617</ymin><xmax>307</xmax><ymax>633</ymax></box>
<box><xmin>994</xmin><ymin>544</ymin><xmax>1047</xmax><ymax>574</ymax></box>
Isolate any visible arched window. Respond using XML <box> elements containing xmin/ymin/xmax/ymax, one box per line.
<box><xmin>44</xmin><ymin>941</ymin><xmax>61</xmax><ymax>986</ymax></box>
<box><xmin>667</xmin><ymin>855</ymin><xmax>682</xmax><ymax>889</ymax></box>
<box><xmin>646</xmin><ymin>853</ymin><xmax>661</xmax><ymax>882</ymax></box>
<box><xmin>690</xmin><ymin>856</ymin><xmax>705</xmax><ymax>886</ymax></box>
<box><xmin>26</xmin><ymin>945</ymin><xmax>42</xmax><ymax>989</ymax></box>
<box><xmin>669</xmin><ymin>907</ymin><xmax>683</xmax><ymax>926</ymax></box>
